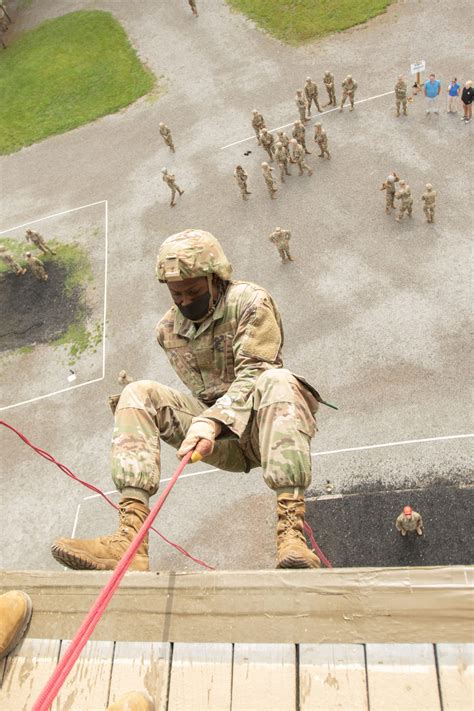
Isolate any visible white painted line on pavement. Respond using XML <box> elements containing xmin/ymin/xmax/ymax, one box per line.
<box><xmin>0</xmin><ymin>200</ymin><xmax>107</xmax><ymax>235</ymax></box>
<box><xmin>220</xmin><ymin>90</ymin><xmax>395</xmax><ymax>149</ymax></box>
<box><xmin>0</xmin><ymin>378</ymin><xmax>104</xmax><ymax>412</ymax></box>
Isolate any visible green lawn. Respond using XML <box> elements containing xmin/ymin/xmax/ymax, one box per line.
<box><xmin>0</xmin><ymin>10</ymin><xmax>155</xmax><ymax>154</ymax></box>
<box><xmin>225</xmin><ymin>0</ymin><xmax>394</xmax><ymax>44</ymax></box>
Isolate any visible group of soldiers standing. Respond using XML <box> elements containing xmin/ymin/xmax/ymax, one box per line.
<box><xmin>0</xmin><ymin>230</ymin><xmax>55</xmax><ymax>282</ymax></box>
<box><xmin>381</xmin><ymin>173</ymin><xmax>437</xmax><ymax>223</ymax></box>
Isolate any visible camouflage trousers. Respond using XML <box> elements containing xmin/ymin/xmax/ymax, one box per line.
<box><xmin>396</xmin><ymin>98</ymin><xmax>407</xmax><ymax>115</ymax></box>
<box><xmin>163</xmin><ymin>136</ymin><xmax>175</xmax><ymax>152</ymax></box>
<box><xmin>325</xmin><ymin>86</ymin><xmax>336</xmax><ymax>105</ymax></box>
<box><xmin>111</xmin><ymin>368</ymin><xmax>317</xmax><ymax>496</ymax></box>
<box><xmin>386</xmin><ymin>190</ymin><xmax>396</xmax><ymax>209</ymax></box>
<box><xmin>306</xmin><ymin>94</ymin><xmax>321</xmax><ymax>113</ymax></box>
<box><xmin>277</xmin><ymin>246</ymin><xmax>292</xmax><ymax>261</ymax></box>
<box><xmin>423</xmin><ymin>205</ymin><xmax>435</xmax><ymax>222</ymax></box>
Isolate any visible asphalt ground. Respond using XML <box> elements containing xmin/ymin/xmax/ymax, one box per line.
<box><xmin>0</xmin><ymin>0</ymin><xmax>472</xmax><ymax>573</ymax></box>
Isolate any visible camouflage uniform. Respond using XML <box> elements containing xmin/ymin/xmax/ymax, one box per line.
<box><xmin>234</xmin><ymin>166</ymin><xmax>251</xmax><ymax>200</ymax></box>
<box><xmin>188</xmin><ymin>0</ymin><xmax>198</xmax><ymax>17</ymax></box>
<box><xmin>251</xmin><ymin>110</ymin><xmax>266</xmax><ymax>144</ymax></box>
<box><xmin>162</xmin><ymin>169</ymin><xmax>184</xmax><ymax>206</ymax></box>
<box><xmin>261</xmin><ymin>162</ymin><xmax>277</xmax><ymax>198</ymax></box>
<box><xmin>259</xmin><ymin>128</ymin><xmax>275</xmax><ymax>161</ymax></box>
<box><xmin>395</xmin><ymin>185</ymin><xmax>413</xmax><ymax>222</ymax></box>
<box><xmin>395</xmin><ymin>77</ymin><xmax>408</xmax><ymax>117</ymax></box>
<box><xmin>304</xmin><ymin>78</ymin><xmax>322</xmax><ymax>115</ymax></box>
<box><xmin>26</xmin><ymin>252</ymin><xmax>48</xmax><ymax>281</ymax></box>
<box><xmin>292</xmin><ymin>121</ymin><xmax>311</xmax><ymax>154</ymax></box>
<box><xmin>314</xmin><ymin>124</ymin><xmax>330</xmax><ymax>159</ymax></box>
<box><xmin>323</xmin><ymin>71</ymin><xmax>336</xmax><ymax>106</ymax></box>
<box><xmin>290</xmin><ymin>141</ymin><xmax>313</xmax><ymax>176</ymax></box>
<box><xmin>396</xmin><ymin>511</ymin><xmax>423</xmax><ymax>535</ymax></box>
<box><xmin>340</xmin><ymin>76</ymin><xmax>358</xmax><ymax>111</ymax></box>
<box><xmin>0</xmin><ymin>246</ymin><xmax>26</xmax><ymax>275</ymax></box>
<box><xmin>25</xmin><ymin>229</ymin><xmax>56</xmax><ymax>255</ymax></box>
<box><xmin>273</xmin><ymin>142</ymin><xmax>292</xmax><ymax>182</ymax></box>
<box><xmin>380</xmin><ymin>173</ymin><xmax>400</xmax><ymax>212</ymax></box>
<box><xmin>269</xmin><ymin>228</ymin><xmax>293</xmax><ymax>262</ymax></box>
<box><xmin>159</xmin><ymin>123</ymin><xmax>175</xmax><ymax>152</ymax></box>
<box><xmin>421</xmin><ymin>184</ymin><xmax>436</xmax><ymax>223</ymax></box>
<box><xmin>295</xmin><ymin>91</ymin><xmax>309</xmax><ymax>123</ymax></box>
<box><xmin>277</xmin><ymin>131</ymin><xmax>290</xmax><ymax>151</ymax></box>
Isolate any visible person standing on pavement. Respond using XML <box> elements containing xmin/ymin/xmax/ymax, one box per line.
<box><xmin>461</xmin><ymin>80</ymin><xmax>473</xmax><ymax>122</ymax></box>
<box><xmin>396</xmin><ymin>506</ymin><xmax>424</xmax><ymax>536</ymax></box>
<box><xmin>446</xmin><ymin>77</ymin><xmax>461</xmax><ymax>113</ymax></box>
<box><xmin>424</xmin><ymin>73</ymin><xmax>441</xmax><ymax>114</ymax></box>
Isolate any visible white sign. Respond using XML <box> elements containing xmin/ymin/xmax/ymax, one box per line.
<box><xmin>410</xmin><ymin>60</ymin><xmax>426</xmax><ymax>75</ymax></box>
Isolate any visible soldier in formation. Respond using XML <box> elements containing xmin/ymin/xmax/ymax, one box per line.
<box><xmin>162</xmin><ymin>168</ymin><xmax>184</xmax><ymax>207</ymax></box>
<box><xmin>261</xmin><ymin>162</ymin><xmax>277</xmax><ymax>198</ymax></box>
<box><xmin>295</xmin><ymin>90</ymin><xmax>309</xmax><ymax>123</ymax></box>
<box><xmin>269</xmin><ymin>227</ymin><xmax>294</xmax><ymax>263</ymax></box>
<box><xmin>251</xmin><ymin>109</ymin><xmax>266</xmax><ymax>144</ymax></box>
<box><xmin>323</xmin><ymin>70</ymin><xmax>336</xmax><ymax>107</ymax></box>
<box><xmin>304</xmin><ymin>77</ymin><xmax>322</xmax><ymax>115</ymax></box>
<box><xmin>290</xmin><ymin>139</ymin><xmax>313</xmax><ymax>176</ymax></box>
<box><xmin>314</xmin><ymin>123</ymin><xmax>330</xmax><ymax>159</ymax></box>
<box><xmin>273</xmin><ymin>141</ymin><xmax>292</xmax><ymax>182</ymax></box>
<box><xmin>52</xmin><ymin>229</ymin><xmax>328</xmax><ymax>572</ymax></box>
<box><xmin>188</xmin><ymin>0</ymin><xmax>198</xmax><ymax>17</ymax></box>
<box><xmin>25</xmin><ymin>229</ymin><xmax>56</xmax><ymax>255</ymax></box>
<box><xmin>395</xmin><ymin>182</ymin><xmax>413</xmax><ymax>222</ymax></box>
<box><xmin>159</xmin><ymin>122</ymin><xmax>175</xmax><ymax>152</ymax></box>
<box><xmin>276</xmin><ymin>130</ymin><xmax>291</xmax><ymax>152</ymax></box>
<box><xmin>26</xmin><ymin>252</ymin><xmax>48</xmax><ymax>281</ymax></box>
<box><xmin>259</xmin><ymin>127</ymin><xmax>275</xmax><ymax>161</ymax></box>
<box><xmin>394</xmin><ymin>75</ymin><xmax>408</xmax><ymax>117</ymax></box>
<box><xmin>340</xmin><ymin>75</ymin><xmax>358</xmax><ymax>112</ymax></box>
<box><xmin>0</xmin><ymin>245</ymin><xmax>26</xmax><ymax>275</ymax></box>
<box><xmin>380</xmin><ymin>171</ymin><xmax>400</xmax><ymax>213</ymax></box>
<box><xmin>421</xmin><ymin>184</ymin><xmax>437</xmax><ymax>223</ymax></box>
<box><xmin>396</xmin><ymin>506</ymin><xmax>423</xmax><ymax>536</ymax></box>
<box><xmin>292</xmin><ymin>121</ymin><xmax>311</xmax><ymax>154</ymax></box>
<box><xmin>234</xmin><ymin>165</ymin><xmax>251</xmax><ymax>200</ymax></box>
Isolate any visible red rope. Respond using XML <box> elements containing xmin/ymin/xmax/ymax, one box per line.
<box><xmin>304</xmin><ymin>522</ymin><xmax>333</xmax><ymax>568</ymax></box>
<box><xmin>31</xmin><ymin>451</ymin><xmax>193</xmax><ymax>711</ymax></box>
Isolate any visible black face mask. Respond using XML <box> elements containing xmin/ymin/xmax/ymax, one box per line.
<box><xmin>178</xmin><ymin>290</ymin><xmax>211</xmax><ymax>321</ymax></box>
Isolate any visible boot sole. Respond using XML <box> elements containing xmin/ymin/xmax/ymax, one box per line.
<box><xmin>2</xmin><ymin>592</ymin><xmax>33</xmax><ymax>658</ymax></box>
<box><xmin>277</xmin><ymin>554</ymin><xmax>321</xmax><ymax>569</ymax></box>
<box><xmin>50</xmin><ymin>544</ymin><xmax>149</xmax><ymax>572</ymax></box>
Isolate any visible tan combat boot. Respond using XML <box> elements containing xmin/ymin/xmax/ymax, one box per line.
<box><xmin>276</xmin><ymin>493</ymin><xmax>320</xmax><ymax>569</ymax></box>
<box><xmin>106</xmin><ymin>691</ymin><xmax>155</xmax><ymax>711</ymax></box>
<box><xmin>51</xmin><ymin>498</ymin><xmax>150</xmax><ymax>571</ymax></box>
<box><xmin>0</xmin><ymin>591</ymin><xmax>33</xmax><ymax>659</ymax></box>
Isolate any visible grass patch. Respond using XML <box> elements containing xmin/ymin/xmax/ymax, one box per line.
<box><xmin>0</xmin><ymin>10</ymin><xmax>155</xmax><ymax>154</ymax></box>
<box><xmin>53</xmin><ymin>320</ymin><xmax>102</xmax><ymax>364</ymax></box>
<box><xmin>225</xmin><ymin>0</ymin><xmax>394</xmax><ymax>44</ymax></box>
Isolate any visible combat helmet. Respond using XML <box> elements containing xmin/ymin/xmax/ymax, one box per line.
<box><xmin>156</xmin><ymin>229</ymin><xmax>232</xmax><ymax>283</ymax></box>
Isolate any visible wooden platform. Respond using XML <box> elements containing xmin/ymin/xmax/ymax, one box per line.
<box><xmin>1</xmin><ymin>640</ymin><xmax>473</xmax><ymax>710</ymax></box>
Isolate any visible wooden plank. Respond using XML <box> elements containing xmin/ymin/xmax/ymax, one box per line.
<box><xmin>53</xmin><ymin>639</ymin><xmax>114</xmax><ymax>710</ymax></box>
<box><xmin>366</xmin><ymin>643</ymin><xmax>441</xmax><ymax>710</ymax></box>
<box><xmin>232</xmin><ymin>643</ymin><xmax>295</xmax><ymax>710</ymax></box>
<box><xmin>108</xmin><ymin>642</ymin><xmax>171</xmax><ymax>711</ymax></box>
<box><xmin>0</xmin><ymin>638</ymin><xmax>60</xmax><ymax>710</ymax></box>
<box><xmin>167</xmin><ymin>643</ymin><xmax>232</xmax><ymax>710</ymax></box>
<box><xmin>0</xmin><ymin>567</ymin><xmax>471</xmax><ymax>643</ymax></box>
<box><xmin>299</xmin><ymin>644</ymin><xmax>368</xmax><ymax>710</ymax></box>
<box><xmin>436</xmin><ymin>643</ymin><xmax>474</xmax><ymax>710</ymax></box>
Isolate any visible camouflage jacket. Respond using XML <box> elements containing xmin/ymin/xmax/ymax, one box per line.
<box><xmin>160</xmin><ymin>125</ymin><xmax>172</xmax><ymax>139</ymax></box>
<box><xmin>396</xmin><ymin>512</ymin><xmax>422</xmax><ymax>532</ymax></box>
<box><xmin>292</xmin><ymin>125</ymin><xmax>306</xmax><ymax>141</ymax></box>
<box><xmin>422</xmin><ymin>191</ymin><xmax>436</xmax><ymax>207</ymax></box>
<box><xmin>395</xmin><ymin>81</ymin><xmax>407</xmax><ymax>99</ymax></box>
<box><xmin>315</xmin><ymin>128</ymin><xmax>328</xmax><ymax>146</ymax></box>
<box><xmin>26</xmin><ymin>231</ymin><xmax>44</xmax><ymax>245</ymax></box>
<box><xmin>234</xmin><ymin>168</ymin><xmax>248</xmax><ymax>184</ymax></box>
<box><xmin>269</xmin><ymin>230</ymin><xmax>290</xmax><ymax>248</ymax></box>
<box><xmin>156</xmin><ymin>281</ymin><xmax>319</xmax><ymax>436</ymax></box>
<box><xmin>163</xmin><ymin>173</ymin><xmax>177</xmax><ymax>187</ymax></box>
<box><xmin>324</xmin><ymin>73</ymin><xmax>335</xmax><ymax>88</ymax></box>
<box><xmin>304</xmin><ymin>81</ymin><xmax>318</xmax><ymax>98</ymax></box>
<box><xmin>274</xmin><ymin>146</ymin><xmax>289</xmax><ymax>163</ymax></box>
<box><xmin>251</xmin><ymin>113</ymin><xmax>265</xmax><ymax>130</ymax></box>
<box><xmin>342</xmin><ymin>79</ymin><xmax>357</xmax><ymax>94</ymax></box>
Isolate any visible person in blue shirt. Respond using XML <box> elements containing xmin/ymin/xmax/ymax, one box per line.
<box><xmin>447</xmin><ymin>77</ymin><xmax>461</xmax><ymax>113</ymax></box>
<box><xmin>424</xmin><ymin>73</ymin><xmax>441</xmax><ymax>114</ymax></box>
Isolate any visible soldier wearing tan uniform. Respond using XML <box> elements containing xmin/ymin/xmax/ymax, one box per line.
<box><xmin>421</xmin><ymin>184</ymin><xmax>437</xmax><ymax>223</ymax></box>
<box><xmin>395</xmin><ymin>183</ymin><xmax>413</xmax><ymax>222</ymax></box>
<box><xmin>159</xmin><ymin>122</ymin><xmax>175</xmax><ymax>152</ymax></box>
<box><xmin>380</xmin><ymin>172</ymin><xmax>400</xmax><ymax>213</ymax></box>
<box><xmin>270</xmin><ymin>227</ymin><xmax>293</xmax><ymax>262</ymax></box>
<box><xmin>323</xmin><ymin>70</ymin><xmax>336</xmax><ymax>107</ymax></box>
<box><xmin>234</xmin><ymin>165</ymin><xmax>251</xmax><ymax>200</ymax></box>
<box><xmin>162</xmin><ymin>168</ymin><xmax>184</xmax><ymax>207</ymax></box>
<box><xmin>274</xmin><ymin>141</ymin><xmax>292</xmax><ymax>182</ymax></box>
<box><xmin>304</xmin><ymin>77</ymin><xmax>322</xmax><ymax>115</ymax></box>
<box><xmin>259</xmin><ymin>128</ymin><xmax>275</xmax><ymax>161</ymax></box>
<box><xmin>261</xmin><ymin>162</ymin><xmax>277</xmax><ymax>198</ymax></box>
<box><xmin>295</xmin><ymin>90</ymin><xmax>309</xmax><ymax>123</ymax></box>
<box><xmin>52</xmin><ymin>229</ymin><xmax>333</xmax><ymax>572</ymax></box>
<box><xmin>25</xmin><ymin>229</ymin><xmax>56</xmax><ymax>255</ymax></box>
<box><xmin>0</xmin><ymin>245</ymin><xmax>26</xmax><ymax>275</ymax></box>
<box><xmin>292</xmin><ymin>121</ymin><xmax>311</xmax><ymax>154</ymax></box>
<box><xmin>26</xmin><ymin>252</ymin><xmax>48</xmax><ymax>281</ymax></box>
<box><xmin>340</xmin><ymin>75</ymin><xmax>358</xmax><ymax>112</ymax></box>
<box><xmin>251</xmin><ymin>110</ymin><xmax>266</xmax><ymax>144</ymax></box>
<box><xmin>395</xmin><ymin>75</ymin><xmax>408</xmax><ymax>117</ymax></box>
<box><xmin>314</xmin><ymin>123</ymin><xmax>330</xmax><ymax>159</ymax></box>
<box><xmin>290</xmin><ymin>140</ymin><xmax>313</xmax><ymax>176</ymax></box>
<box><xmin>396</xmin><ymin>506</ymin><xmax>423</xmax><ymax>536</ymax></box>
<box><xmin>277</xmin><ymin>130</ymin><xmax>291</xmax><ymax>152</ymax></box>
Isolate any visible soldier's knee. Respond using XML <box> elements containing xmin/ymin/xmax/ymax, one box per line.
<box><xmin>119</xmin><ymin>380</ymin><xmax>169</xmax><ymax>410</ymax></box>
